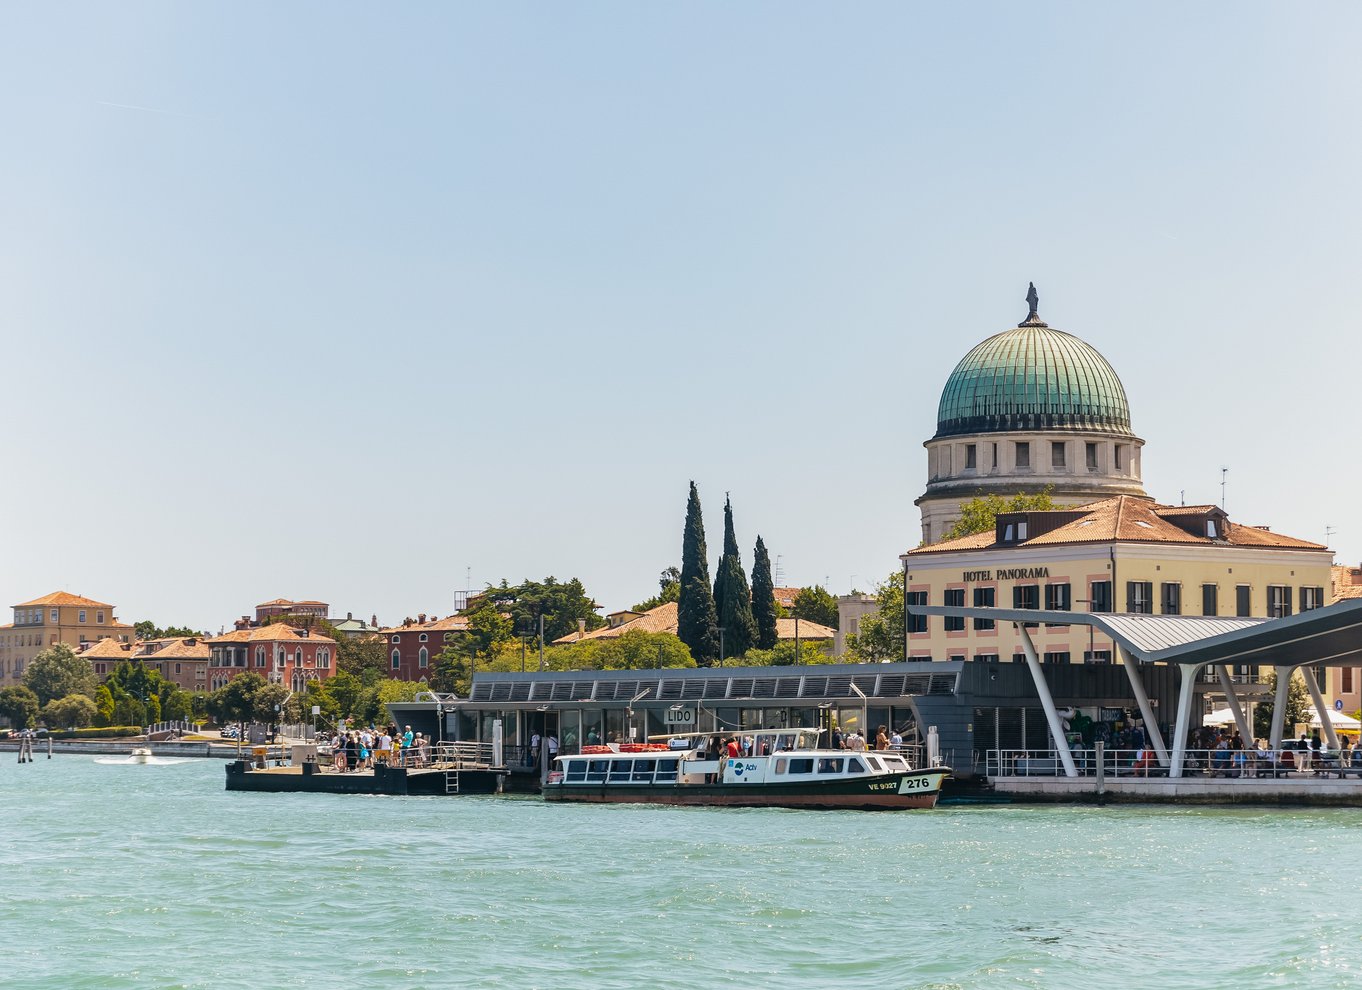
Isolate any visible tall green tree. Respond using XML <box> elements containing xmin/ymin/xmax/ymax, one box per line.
<box><xmin>23</xmin><ymin>645</ymin><xmax>97</xmax><ymax>706</ymax></box>
<box><xmin>44</xmin><ymin>694</ymin><xmax>97</xmax><ymax>729</ymax></box>
<box><xmin>0</xmin><ymin>685</ymin><xmax>40</xmax><ymax>729</ymax></box>
<box><xmin>1254</xmin><ymin>669</ymin><xmax>1313</xmax><ymax>738</ymax></box>
<box><xmin>633</xmin><ymin>567</ymin><xmax>681</xmax><ymax>612</ymax></box>
<box><xmin>677</xmin><ymin>481</ymin><xmax>720</xmax><ymax>664</ymax></box>
<box><xmin>207</xmin><ymin>672</ymin><xmax>267</xmax><ymax>728</ymax></box>
<box><xmin>940</xmin><ymin>489</ymin><xmax>1057</xmax><ymax>542</ymax></box>
<box><xmin>712</xmin><ymin>496</ymin><xmax>756</xmax><ymax>659</ymax></box>
<box><xmin>750</xmin><ymin>536</ymin><xmax>779</xmax><ymax>650</ymax></box>
<box><xmin>479</xmin><ymin>577</ymin><xmax>603</xmax><ymax>643</ymax></box>
<box><xmin>791</xmin><ymin>586</ymin><xmax>839</xmax><ymax>629</ymax></box>
<box><xmin>847</xmin><ymin>570</ymin><xmax>906</xmax><ymax>662</ymax></box>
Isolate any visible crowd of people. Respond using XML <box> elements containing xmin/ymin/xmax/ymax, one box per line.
<box><xmin>328</xmin><ymin>723</ymin><xmax>434</xmax><ymax>773</ymax></box>
<box><xmin>1185</xmin><ymin>726</ymin><xmax>1358</xmax><ymax>776</ymax></box>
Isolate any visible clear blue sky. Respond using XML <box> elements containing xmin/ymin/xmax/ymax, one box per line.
<box><xmin>3</xmin><ymin>3</ymin><xmax>1359</xmax><ymax>632</ymax></box>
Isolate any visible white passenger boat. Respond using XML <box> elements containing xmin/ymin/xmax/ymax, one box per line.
<box><xmin>545</xmin><ymin>728</ymin><xmax>949</xmax><ymax>810</ymax></box>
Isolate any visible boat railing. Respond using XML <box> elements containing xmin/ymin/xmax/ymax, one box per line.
<box><xmin>984</xmin><ymin>747</ymin><xmax>1360</xmax><ymax>778</ymax></box>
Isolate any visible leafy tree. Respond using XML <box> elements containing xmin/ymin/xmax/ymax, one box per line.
<box><xmin>677</xmin><ymin>482</ymin><xmax>719</xmax><ymax>664</ymax></box>
<box><xmin>134</xmin><ymin>620</ymin><xmax>156</xmax><ymax>640</ymax></box>
<box><xmin>23</xmin><ymin>645</ymin><xmax>97</xmax><ymax>707</ymax></box>
<box><xmin>354</xmin><ymin>679</ymin><xmax>427</xmax><ymax>726</ymax></box>
<box><xmin>712</xmin><ymin>496</ymin><xmax>757</xmax><ymax>659</ymax></box>
<box><xmin>732</xmin><ymin>639</ymin><xmax>834</xmax><ymax>666</ymax></box>
<box><xmin>791</xmin><ymin>585</ymin><xmax>839</xmax><ymax>630</ymax></box>
<box><xmin>324</xmin><ymin>670</ymin><xmax>365</xmax><ymax>719</ymax></box>
<box><xmin>252</xmin><ymin>683</ymin><xmax>291</xmax><ymax>725</ymax></box>
<box><xmin>751</xmin><ymin>536</ymin><xmax>778</xmax><ymax>651</ymax></box>
<box><xmin>1254</xmin><ymin>669</ymin><xmax>1313</xmax><ymax>738</ymax></box>
<box><xmin>632</xmin><ymin>567</ymin><xmax>681</xmax><ymax>612</ymax></box>
<box><xmin>134</xmin><ymin>620</ymin><xmax>203</xmax><ymax>639</ymax></box>
<box><xmin>337</xmin><ymin>634</ymin><xmax>389</xmax><ymax>685</ymax></box>
<box><xmin>478</xmin><ymin>577</ymin><xmax>602</xmax><ymax>644</ymax></box>
<box><xmin>0</xmin><ymin>685</ymin><xmax>40</xmax><ymax>729</ymax></box>
<box><xmin>540</xmin><ymin>631</ymin><xmax>695</xmax><ymax>672</ymax></box>
<box><xmin>208</xmin><ymin>672</ymin><xmax>268</xmax><ymax>728</ymax></box>
<box><xmin>113</xmin><ymin>696</ymin><xmax>146</xmax><ymax>727</ymax></box>
<box><xmin>847</xmin><ymin>570</ymin><xmax>906</xmax><ymax>662</ymax></box>
<box><xmin>431</xmin><ymin>643</ymin><xmax>474</xmax><ymax>696</ymax></box>
<box><xmin>44</xmin><ymin>694</ymin><xmax>97</xmax><ymax>729</ymax></box>
<box><xmin>940</xmin><ymin>489</ymin><xmax>1057</xmax><ymax>542</ymax></box>
<box><xmin>93</xmin><ymin>683</ymin><xmax>115</xmax><ymax>726</ymax></box>
<box><xmin>162</xmin><ymin>690</ymin><xmax>193</xmax><ymax>722</ymax></box>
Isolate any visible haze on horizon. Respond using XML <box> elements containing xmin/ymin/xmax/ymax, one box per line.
<box><xmin>2</xmin><ymin>3</ymin><xmax>1359</xmax><ymax>633</ymax></box>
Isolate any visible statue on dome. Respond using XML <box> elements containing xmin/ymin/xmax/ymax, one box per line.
<box><xmin>1025</xmin><ymin>282</ymin><xmax>1039</xmax><ymax>319</ymax></box>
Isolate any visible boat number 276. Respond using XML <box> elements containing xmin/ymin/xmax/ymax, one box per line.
<box><xmin>898</xmin><ymin>776</ymin><xmax>933</xmax><ymax>792</ymax></box>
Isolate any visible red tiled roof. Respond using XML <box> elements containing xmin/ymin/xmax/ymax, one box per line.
<box><xmin>141</xmin><ymin>638</ymin><xmax>212</xmax><ymax>660</ymax></box>
<box><xmin>908</xmin><ymin>496</ymin><xmax>1327</xmax><ymax>555</ymax></box>
<box><xmin>776</xmin><ymin>617</ymin><xmax>836</xmax><ymax>640</ymax></box>
<box><xmin>78</xmin><ymin>638</ymin><xmax>134</xmax><ymax>659</ymax></box>
<box><xmin>208</xmin><ymin>624</ymin><xmax>336</xmax><ymax>645</ymax></box>
<box><xmin>553</xmin><ymin>603</ymin><xmax>677</xmax><ymax>644</ymax></box>
<box><xmin>255</xmin><ymin>598</ymin><xmax>328</xmax><ymax>609</ymax></box>
<box><xmin>379</xmin><ymin>615</ymin><xmax>470</xmax><ymax>636</ymax></box>
<box><xmin>14</xmin><ymin>591</ymin><xmax>115</xmax><ymax>609</ymax></box>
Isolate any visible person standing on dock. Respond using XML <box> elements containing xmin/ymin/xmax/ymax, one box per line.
<box><xmin>546</xmin><ymin>733</ymin><xmax>559</xmax><ymax>765</ymax></box>
<box><xmin>530</xmin><ymin>731</ymin><xmax>541</xmax><ymax>768</ymax></box>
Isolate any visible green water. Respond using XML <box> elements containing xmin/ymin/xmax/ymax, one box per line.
<box><xmin>2</xmin><ymin>756</ymin><xmax>1360</xmax><ymax>989</ymax></box>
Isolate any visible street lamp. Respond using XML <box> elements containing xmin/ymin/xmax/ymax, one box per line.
<box><xmin>718</xmin><ymin>627</ymin><xmax>725</xmax><ymax>667</ymax></box>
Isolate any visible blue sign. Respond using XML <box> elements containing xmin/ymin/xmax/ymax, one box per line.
<box><xmin>1336</xmin><ymin>699</ymin><xmax>1344</xmax><ymax>712</ymax></box>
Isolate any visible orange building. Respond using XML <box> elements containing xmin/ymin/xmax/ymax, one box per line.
<box><xmin>1</xmin><ymin>591</ymin><xmax>134</xmax><ymax>686</ymax></box>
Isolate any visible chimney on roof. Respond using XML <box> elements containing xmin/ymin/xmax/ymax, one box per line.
<box><xmin>578</xmin><ymin>618</ymin><xmax>586</xmax><ymax>636</ymax></box>
<box><xmin>370</xmin><ymin>614</ymin><xmax>377</xmax><ymax>628</ymax></box>
<box><xmin>419</xmin><ymin>613</ymin><xmax>427</xmax><ymax>624</ymax></box>
<box><xmin>347</xmin><ymin>611</ymin><xmax>353</xmax><ymax>621</ymax></box>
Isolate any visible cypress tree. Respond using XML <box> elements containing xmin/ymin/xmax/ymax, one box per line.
<box><xmin>713</xmin><ymin>496</ymin><xmax>756</xmax><ymax>659</ymax></box>
<box><xmin>751</xmin><ymin>535</ymin><xmax>778</xmax><ymax>650</ymax></box>
<box><xmin>677</xmin><ymin>482</ymin><xmax>720</xmax><ymax>664</ymax></box>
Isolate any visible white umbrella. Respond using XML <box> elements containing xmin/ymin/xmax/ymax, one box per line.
<box><xmin>1306</xmin><ymin>706</ymin><xmax>1361</xmax><ymax>730</ymax></box>
<box><xmin>1203</xmin><ymin>707</ymin><xmax>1239</xmax><ymax>727</ymax></box>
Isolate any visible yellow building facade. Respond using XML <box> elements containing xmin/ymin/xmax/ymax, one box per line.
<box><xmin>0</xmin><ymin>591</ymin><xmax>133</xmax><ymax>686</ymax></box>
<box><xmin>902</xmin><ymin>498</ymin><xmax>1332</xmax><ymax>669</ymax></box>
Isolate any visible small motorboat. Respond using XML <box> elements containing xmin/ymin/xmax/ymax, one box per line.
<box><xmin>130</xmin><ymin>747</ymin><xmax>153</xmax><ymax>764</ymax></box>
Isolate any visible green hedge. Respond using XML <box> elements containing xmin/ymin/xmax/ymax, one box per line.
<box><xmin>48</xmin><ymin>726</ymin><xmax>143</xmax><ymax>740</ymax></box>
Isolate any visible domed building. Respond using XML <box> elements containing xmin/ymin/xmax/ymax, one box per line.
<box><xmin>916</xmin><ymin>285</ymin><xmax>1147</xmax><ymax>544</ymax></box>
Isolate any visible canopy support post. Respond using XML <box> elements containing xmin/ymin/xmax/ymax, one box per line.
<box><xmin>1120</xmin><ymin>646</ymin><xmax>1168</xmax><ymax>766</ymax></box>
<box><xmin>1170</xmin><ymin>663</ymin><xmax>1202</xmax><ymax>778</ymax></box>
<box><xmin>1269</xmin><ymin>665</ymin><xmax>1292</xmax><ymax>750</ymax></box>
<box><xmin>1015</xmin><ymin>623</ymin><xmax>1077</xmax><ymax>778</ymax></box>
<box><xmin>1216</xmin><ymin>666</ymin><xmax>1255</xmax><ymax>746</ymax></box>
<box><xmin>1301</xmin><ymin>665</ymin><xmax>1340</xmax><ymax>750</ymax></box>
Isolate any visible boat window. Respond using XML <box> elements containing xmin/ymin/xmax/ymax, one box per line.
<box><xmin>817</xmin><ymin>758</ymin><xmax>845</xmax><ymax>774</ymax></box>
<box><xmin>864</xmin><ymin>756</ymin><xmax>883</xmax><ymax>772</ymax></box>
<box><xmin>565</xmin><ymin>760</ymin><xmax>588</xmax><ymax>783</ymax></box>
<box><xmin>608</xmin><ymin>760</ymin><xmax>633</xmax><ymax>781</ymax></box>
<box><xmin>881</xmin><ymin>755</ymin><xmax>907</xmax><ymax>771</ymax></box>
<box><xmin>776</xmin><ymin>733</ymin><xmax>797</xmax><ymax>752</ymax></box>
<box><xmin>773</xmin><ymin>758</ymin><xmax>787</xmax><ymax>775</ymax></box>
<box><xmin>587</xmin><ymin>760</ymin><xmax>610</xmax><ymax>783</ymax></box>
<box><xmin>632</xmin><ymin>759</ymin><xmax>656</xmax><ymax>782</ymax></box>
<box><xmin>847</xmin><ymin>758</ymin><xmax>867</xmax><ymax>774</ymax></box>
<box><xmin>655</xmin><ymin>759</ymin><xmax>678</xmax><ymax>782</ymax></box>
<box><xmin>789</xmin><ymin>758</ymin><xmax>814</xmax><ymax>774</ymax></box>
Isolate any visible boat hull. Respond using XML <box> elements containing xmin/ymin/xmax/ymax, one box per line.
<box><xmin>543</xmin><ymin>768</ymin><xmax>949</xmax><ymax>810</ymax></box>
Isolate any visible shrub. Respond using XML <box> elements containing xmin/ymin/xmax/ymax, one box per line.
<box><xmin>47</xmin><ymin>725</ymin><xmax>142</xmax><ymax>739</ymax></box>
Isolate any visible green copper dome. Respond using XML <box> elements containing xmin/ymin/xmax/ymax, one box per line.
<box><xmin>935</xmin><ymin>310</ymin><xmax>1133</xmax><ymax>439</ymax></box>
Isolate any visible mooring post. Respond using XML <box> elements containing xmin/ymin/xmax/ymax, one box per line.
<box><xmin>1095</xmin><ymin>740</ymin><xmax>1106</xmax><ymax>797</ymax></box>
<box><xmin>47</xmin><ymin>735</ymin><xmax>53</xmax><ymax>759</ymax></box>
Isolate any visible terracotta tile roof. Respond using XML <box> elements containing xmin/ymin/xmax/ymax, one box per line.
<box><xmin>141</xmin><ymin>638</ymin><xmax>212</xmax><ymax>660</ymax></box>
<box><xmin>78</xmin><ymin>638</ymin><xmax>134</xmax><ymax>659</ymax></box>
<box><xmin>776</xmin><ymin>617</ymin><xmax>836</xmax><ymax>640</ymax></box>
<box><xmin>379</xmin><ymin>615</ymin><xmax>470</xmax><ymax>636</ymax></box>
<box><xmin>256</xmin><ymin>598</ymin><xmax>328</xmax><ymax>609</ymax></box>
<box><xmin>553</xmin><ymin>602</ymin><xmax>678</xmax><ymax>644</ymax></box>
<box><xmin>208</xmin><ymin>624</ymin><xmax>336</xmax><ymax>645</ymax></box>
<box><xmin>14</xmin><ymin>591</ymin><xmax>115</xmax><ymax>609</ymax></box>
<box><xmin>1333</xmin><ymin>585</ymin><xmax>1362</xmax><ymax>603</ymax></box>
<box><xmin>908</xmin><ymin>495</ymin><xmax>1327</xmax><ymax>555</ymax></box>
<box><xmin>772</xmin><ymin>587</ymin><xmax>803</xmax><ymax>609</ymax></box>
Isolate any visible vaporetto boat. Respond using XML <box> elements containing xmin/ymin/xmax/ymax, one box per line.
<box><xmin>544</xmin><ymin>728</ymin><xmax>950</xmax><ymax>810</ymax></box>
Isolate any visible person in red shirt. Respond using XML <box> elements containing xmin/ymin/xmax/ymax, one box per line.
<box><xmin>726</xmin><ymin>737</ymin><xmax>741</xmax><ymax>759</ymax></box>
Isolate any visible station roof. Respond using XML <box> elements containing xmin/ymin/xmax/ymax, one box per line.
<box><xmin>913</xmin><ymin>598</ymin><xmax>1362</xmax><ymax>669</ymax></box>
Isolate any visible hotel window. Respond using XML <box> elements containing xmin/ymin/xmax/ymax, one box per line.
<box><xmin>975</xmin><ymin>653</ymin><xmax>999</xmax><ymax>663</ymax></box>
<box><xmin>96</xmin><ymin>611</ymin><xmax>104</xmax><ymax>624</ymax></box>
<box><xmin>973</xmin><ymin>587</ymin><xmax>995</xmax><ymax>630</ymax></box>
<box><xmin>1084</xmin><ymin>649</ymin><xmax>1113</xmax><ymax>664</ymax></box>
<box><xmin>50</xmin><ymin>609</ymin><xmax>58</xmax><ymax>622</ymax></box>
<box><xmin>1127</xmin><ymin>581</ymin><xmax>1153</xmax><ymax>614</ymax></box>
<box><xmin>391</xmin><ymin>650</ymin><xmax>401</xmax><ymax>670</ymax></box>
<box><xmin>79</xmin><ymin>610</ymin><xmax>87</xmax><ymax>623</ymax></box>
<box><xmin>1015</xmin><ymin>442</ymin><xmax>1030</xmax><ymax>469</ymax></box>
<box><xmin>944</xmin><ymin>589</ymin><xmax>965</xmax><ymax>631</ymax></box>
<box><xmin>1011</xmin><ymin>652</ymin><xmax>1027</xmax><ymax>664</ymax></box>
<box><xmin>1202</xmin><ymin>584</ymin><xmax>1218</xmax><ymax>616</ymax></box>
<box><xmin>1300</xmin><ymin>587</ymin><xmax>1324</xmax><ymax>612</ymax></box>
<box><xmin>1236</xmin><ymin>585</ymin><xmax>1252</xmax><ymax>617</ymax></box>
<box><xmin>1051</xmin><ymin>441</ymin><xmax>1066</xmax><ymax>469</ymax></box>
<box><xmin>1267</xmin><ymin>586</ymin><xmax>1292</xmax><ymax>619</ymax></box>
<box><xmin>906</xmin><ymin>592</ymin><xmax>928</xmax><ymax>634</ymax></box>
<box><xmin>1086</xmin><ymin>442</ymin><xmax>1098</xmax><ymax>471</ymax></box>
<box><xmin>1090</xmin><ymin>581</ymin><xmax>1113</xmax><ymax>613</ymax></box>
<box><xmin>1013</xmin><ymin>584</ymin><xmax>1039</xmax><ymax>627</ymax></box>
<box><xmin>1043</xmin><ymin>651</ymin><xmax>1070</xmax><ymax>665</ymax></box>
<box><xmin>965</xmin><ymin>444</ymin><xmax>977</xmax><ymax>470</ymax></box>
<box><xmin>1160</xmin><ymin>583</ymin><xmax>1182</xmax><ymax>615</ymax></box>
<box><xmin>419</xmin><ymin>647</ymin><xmax>429</xmax><ymax>669</ymax></box>
<box><xmin>1044</xmin><ymin>583</ymin><xmax>1071</xmax><ymax>611</ymax></box>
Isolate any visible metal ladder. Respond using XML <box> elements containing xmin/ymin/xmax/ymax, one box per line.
<box><xmin>445</xmin><ymin>770</ymin><xmax>460</xmax><ymax>794</ymax></box>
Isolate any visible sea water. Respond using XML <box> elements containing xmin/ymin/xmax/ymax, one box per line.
<box><xmin>1</xmin><ymin>756</ymin><xmax>1359</xmax><ymax>989</ymax></box>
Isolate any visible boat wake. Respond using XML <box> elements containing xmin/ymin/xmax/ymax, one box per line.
<box><xmin>94</xmin><ymin>750</ymin><xmax>189</xmax><ymax>766</ymax></box>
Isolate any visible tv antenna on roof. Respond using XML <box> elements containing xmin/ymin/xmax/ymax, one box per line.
<box><xmin>1220</xmin><ymin>467</ymin><xmax>1228</xmax><ymax>511</ymax></box>
<box><xmin>1326</xmin><ymin>525</ymin><xmax>1337</xmax><ymax>547</ymax></box>
<box><xmin>774</xmin><ymin>554</ymin><xmax>784</xmax><ymax>588</ymax></box>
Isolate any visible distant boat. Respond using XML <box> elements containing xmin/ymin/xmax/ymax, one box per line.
<box><xmin>130</xmin><ymin>747</ymin><xmax>153</xmax><ymax>764</ymax></box>
<box><xmin>545</xmin><ymin>728</ymin><xmax>950</xmax><ymax>810</ymax></box>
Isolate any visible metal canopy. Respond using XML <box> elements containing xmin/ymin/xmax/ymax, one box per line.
<box><xmin>913</xmin><ymin>599</ymin><xmax>1362</xmax><ymax>668</ymax></box>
